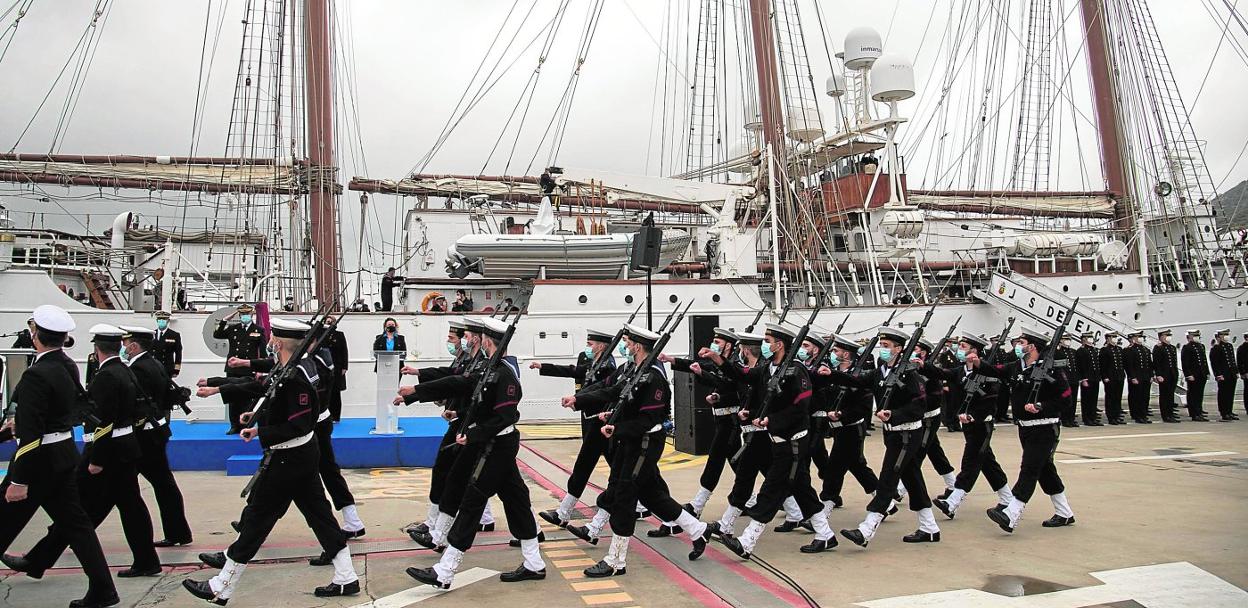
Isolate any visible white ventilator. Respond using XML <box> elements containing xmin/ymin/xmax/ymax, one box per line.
<box><xmin>520</xmin><ymin>537</ymin><xmax>545</xmax><ymax>572</ymax></box>
<box><xmin>1050</xmin><ymin>492</ymin><xmax>1074</xmax><ymax>518</ymax></box>
<box><xmin>557</xmin><ymin>494</ymin><xmax>579</xmax><ymax>520</ymax></box>
<box><xmin>857</xmin><ymin>511</ymin><xmax>885</xmax><ymax>541</ymax></box>
<box><xmin>717</xmin><ymin>505</ymin><xmax>742</xmax><ymax>537</ymax></box>
<box><xmin>604</xmin><ymin>534</ymin><xmax>630</xmax><ymax>569</ymax></box>
<box><xmin>209</xmin><ymin>558</ymin><xmax>248</xmax><ymax>601</ymax></box>
<box><xmin>331</xmin><ymin>548</ymin><xmax>358</xmax><ymax>585</ymax></box>
<box><xmin>782</xmin><ymin>496</ymin><xmax>803</xmax><ymax>522</ymax></box>
<box><xmin>917</xmin><ymin>508</ymin><xmax>940</xmax><ymax>534</ymax></box>
<box><xmin>432</xmin><ymin>546</ymin><xmax>465</xmax><ymax>586</ymax></box>
<box><xmin>689</xmin><ymin>487</ymin><xmax>712</xmax><ymax>515</ymax></box>
<box><xmin>341</xmin><ymin>504</ymin><xmax>365</xmax><ymax>532</ymax></box>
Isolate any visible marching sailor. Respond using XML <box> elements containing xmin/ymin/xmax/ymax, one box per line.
<box><xmin>812</xmin><ymin>333</ymin><xmax>879</xmax><ymax>512</ymax></box>
<box><xmin>896</xmin><ymin>339</ymin><xmax>958</xmax><ymax>507</ymax></box>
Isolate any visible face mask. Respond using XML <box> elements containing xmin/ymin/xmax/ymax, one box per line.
<box><xmin>119</xmin><ymin>348</ymin><xmax>131</xmax><ymax>363</ymax></box>
<box><xmin>876</xmin><ymin>348</ymin><xmax>892</xmax><ymax>363</ymax></box>
<box><xmin>955</xmin><ymin>348</ymin><xmax>968</xmax><ymax>362</ymax></box>
<box><xmin>461</xmin><ymin>337</ymin><xmax>470</xmax><ymax>349</ymax></box>
<box><xmin>240</xmin><ymin>315</ymin><xmax>252</xmax><ymax>324</ymax></box>
<box><xmin>266</xmin><ymin>344</ymin><xmax>278</xmax><ymax>359</ymax></box>
<box><xmin>446</xmin><ymin>342</ymin><xmax>457</xmax><ymax>356</ymax></box>
<box><xmin>761</xmin><ymin>343</ymin><xmax>774</xmax><ymax>360</ymax></box>
<box><xmin>828</xmin><ymin>352</ymin><xmax>840</xmax><ymax>366</ymax></box>
<box><xmin>617</xmin><ymin>342</ymin><xmax>628</xmax><ymax>357</ymax></box>
<box><xmin>583</xmin><ymin>346</ymin><xmax>594</xmax><ymax>358</ymax></box>
<box><xmin>156</xmin><ymin>319</ymin><xmax>168</xmax><ymax>330</ymax></box>
<box><xmin>796</xmin><ymin>348</ymin><xmax>810</xmax><ymax>362</ymax></box>
<box><xmin>1014</xmin><ymin>345</ymin><xmax>1025</xmax><ymax>359</ymax></box>
<box><xmin>386</xmin><ymin>325</ymin><xmax>396</xmax><ymax>333</ymax></box>
<box><xmin>709</xmin><ymin>343</ymin><xmax>722</xmax><ymax>355</ymax></box>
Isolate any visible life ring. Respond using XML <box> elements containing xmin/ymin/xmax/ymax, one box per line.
<box><xmin>420</xmin><ymin>291</ymin><xmax>445</xmax><ymax>312</ymax></box>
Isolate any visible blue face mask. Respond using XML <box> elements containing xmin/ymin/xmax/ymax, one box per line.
<box><xmin>828</xmin><ymin>352</ymin><xmax>840</xmax><ymax>366</ymax></box>
<box><xmin>156</xmin><ymin>319</ymin><xmax>168</xmax><ymax>330</ymax></box>
<box><xmin>796</xmin><ymin>347</ymin><xmax>810</xmax><ymax>361</ymax></box>
<box><xmin>761</xmin><ymin>342</ymin><xmax>774</xmax><ymax>360</ymax></box>
<box><xmin>583</xmin><ymin>346</ymin><xmax>594</xmax><ymax>358</ymax></box>
<box><xmin>617</xmin><ymin>342</ymin><xmax>628</xmax><ymax>357</ymax></box>
<box><xmin>119</xmin><ymin>347</ymin><xmax>131</xmax><ymax>363</ymax></box>
<box><xmin>240</xmin><ymin>315</ymin><xmax>252</xmax><ymax>324</ymax></box>
<box><xmin>446</xmin><ymin>342</ymin><xmax>457</xmax><ymax>356</ymax></box>
<box><xmin>1014</xmin><ymin>345</ymin><xmax>1025</xmax><ymax>359</ymax></box>
<box><xmin>955</xmin><ymin>348</ymin><xmax>968</xmax><ymax>362</ymax></box>
<box><xmin>709</xmin><ymin>343</ymin><xmax>722</xmax><ymax>355</ymax></box>
<box><xmin>876</xmin><ymin>348</ymin><xmax>892</xmax><ymax>363</ymax></box>
<box><xmin>460</xmin><ymin>337</ymin><xmax>469</xmax><ymax>350</ymax></box>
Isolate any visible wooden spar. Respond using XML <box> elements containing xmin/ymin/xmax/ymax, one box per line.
<box><xmin>304</xmin><ymin>0</ymin><xmax>340</xmax><ymax>307</ymax></box>
<box><xmin>347</xmin><ymin>177</ymin><xmax>709</xmax><ymax>215</ymax></box>
<box><xmin>0</xmin><ymin>153</ymin><xmax>300</xmax><ymax>166</ymax></box>
<box><xmin>747</xmin><ymin>0</ymin><xmax>786</xmax><ymax>161</ymax></box>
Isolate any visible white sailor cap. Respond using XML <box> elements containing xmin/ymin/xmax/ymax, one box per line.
<box><xmin>1017</xmin><ymin>325</ymin><xmax>1051</xmax><ymax>348</ymax></box>
<box><xmin>829</xmin><ymin>333</ymin><xmax>859</xmax><ymax>351</ymax></box>
<box><xmin>877</xmin><ymin>326</ymin><xmax>910</xmax><ymax>344</ymax></box>
<box><xmin>32</xmin><ymin>304</ymin><xmax>75</xmax><ymax>334</ymax></box>
<box><xmin>764</xmin><ymin>323</ymin><xmax>798</xmax><ymax>342</ymax></box>
<box><xmin>462</xmin><ymin>317</ymin><xmax>488</xmax><ymax>333</ymax></box>
<box><xmin>89</xmin><ymin>323</ymin><xmax>125</xmax><ymax>344</ymax></box>
<box><xmin>960</xmin><ymin>333</ymin><xmax>990</xmax><ymax>350</ymax></box>
<box><xmin>1186</xmin><ymin>328</ymin><xmax>1201</xmax><ymax>337</ymax></box>
<box><xmin>118</xmin><ymin>325</ymin><xmax>156</xmax><ymax>343</ymax></box>
<box><xmin>271</xmin><ymin>318</ymin><xmax>311</xmax><ymax>339</ymax></box>
<box><xmin>917</xmin><ymin>338</ymin><xmax>936</xmax><ymax>353</ymax></box>
<box><xmin>623</xmin><ymin>323</ymin><xmax>660</xmax><ymax>347</ymax></box>
<box><xmin>712</xmin><ymin>328</ymin><xmax>740</xmax><ymax>344</ymax></box>
<box><xmin>801</xmin><ymin>333</ymin><xmax>826</xmax><ymax>349</ymax></box>
<box><xmin>480</xmin><ymin>317</ymin><xmax>510</xmax><ymax>340</ymax></box>
<box><xmin>587</xmin><ymin>328</ymin><xmax>615</xmax><ymax>343</ymax></box>
<box><xmin>447</xmin><ymin>318</ymin><xmax>467</xmax><ymax>335</ymax></box>
<box><xmin>735</xmin><ymin>331</ymin><xmax>765</xmax><ymax>346</ymax></box>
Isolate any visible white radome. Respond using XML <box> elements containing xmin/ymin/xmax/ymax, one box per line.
<box><xmin>870</xmin><ymin>54</ymin><xmax>916</xmax><ymax>102</ymax></box>
<box><xmin>843</xmin><ymin>27</ymin><xmax>883</xmax><ymax>70</ymax></box>
<box><xmin>825</xmin><ymin>73</ymin><xmax>846</xmax><ymax>97</ymax></box>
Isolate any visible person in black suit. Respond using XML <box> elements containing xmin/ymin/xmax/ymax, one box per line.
<box><xmin>0</xmin><ymin>305</ymin><xmax>115</xmax><ymax>608</ymax></box>
<box><xmin>1181</xmin><ymin>329</ymin><xmax>1210</xmax><ymax>421</ymax></box>
<box><xmin>1210</xmin><ymin>329</ymin><xmax>1239</xmax><ymax>421</ymax></box>
<box><xmin>1075</xmin><ymin>332</ymin><xmax>1102</xmax><ymax>425</ymax></box>
<box><xmin>1123</xmin><ymin>331</ymin><xmax>1154</xmax><ymax>423</ymax></box>
<box><xmin>324</xmin><ymin>315</ymin><xmax>349</xmax><ymax>422</ymax></box>
<box><xmin>380</xmin><ymin>268</ymin><xmax>401</xmax><ymax>312</ymax></box>
<box><xmin>150</xmin><ymin>311</ymin><xmax>183</xmax><ymax>378</ymax></box>
<box><xmin>1100</xmin><ymin>332</ymin><xmax>1127</xmax><ymax>424</ymax></box>
<box><xmin>213</xmin><ymin>303</ymin><xmax>266</xmax><ymax>433</ymax></box>
<box><xmin>1153</xmin><ymin>330</ymin><xmax>1181</xmax><ymax>423</ymax></box>
<box><xmin>6</xmin><ymin>324</ymin><xmax>161</xmax><ymax>580</ymax></box>
<box><xmin>373</xmin><ymin>318</ymin><xmax>406</xmax><ymax>372</ymax></box>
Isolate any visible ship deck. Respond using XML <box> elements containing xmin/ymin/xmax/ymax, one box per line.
<box><xmin>3</xmin><ymin>417</ymin><xmax>1246</xmax><ymax>607</ymax></box>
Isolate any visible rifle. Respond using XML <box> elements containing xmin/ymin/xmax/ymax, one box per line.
<box><xmin>809</xmin><ymin>314</ymin><xmax>850</xmax><ymax>369</ymax></box>
<box><xmin>743</xmin><ymin>306</ymin><xmax>767</xmax><ymax>334</ymax></box>
<box><xmin>958</xmin><ymin>317</ymin><xmax>1015</xmax><ymax>416</ymax></box>
<box><xmin>603</xmin><ymin>300</ymin><xmax>695</xmax><ymax>428</ymax></box>
<box><xmin>877</xmin><ymin>305</ymin><xmax>937</xmax><ymax>412</ymax></box>
<box><xmin>454</xmin><ymin>310</ymin><xmax>524</xmax><ymax>437</ymax></box>
<box><xmin>827</xmin><ymin>310</ymin><xmax>899</xmax><ymax>418</ymax></box>
<box><xmin>1023</xmin><ymin>299</ymin><xmax>1080</xmax><ymax>406</ymax></box>
<box><xmin>731</xmin><ymin>306</ymin><xmax>820</xmax><ymax>462</ymax></box>
<box><xmin>586</xmin><ymin>300</ymin><xmax>645</xmax><ymax>383</ymax></box>
<box><xmin>932</xmin><ymin>316</ymin><xmax>962</xmax><ymax>357</ymax></box>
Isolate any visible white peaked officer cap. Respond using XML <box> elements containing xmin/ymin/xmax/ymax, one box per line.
<box><xmin>32</xmin><ymin>304</ymin><xmax>75</xmax><ymax>333</ymax></box>
<box><xmin>480</xmin><ymin>317</ymin><xmax>511</xmax><ymax>341</ymax></box>
<box><xmin>89</xmin><ymin>323</ymin><xmax>125</xmax><ymax>345</ymax></box>
<box><xmin>271</xmin><ymin>318</ymin><xmax>312</xmax><ymax>339</ymax></box>
<box><xmin>623</xmin><ymin>323</ymin><xmax>660</xmax><ymax>347</ymax></box>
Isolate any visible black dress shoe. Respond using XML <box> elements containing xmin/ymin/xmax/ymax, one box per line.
<box><xmin>1085</xmin><ymin>420</ymin><xmax>1104</xmax><ymax>426</ymax></box>
<box><xmin>538</xmin><ymin>509</ymin><xmax>568</xmax><ymax>528</ymax></box>
<box><xmin>68</xmin><ymin>592</ymin><xmax>120</xmax><ymax>608</ymax></box>
<box><xmin>341</xmin><ymin>527</ymin><xmax>366</xmax><ymax>539</ymax></box>
<box><xmin>409</xmin><ymin>530</ymin><xmax>438</xmax><ymax>549</ymax></box>
<box><xmin>230</xmin><ymin>521</ymin><xmax>241</xmax><ymax>533</ymax></box>
<box><xmin>199</xmin><ymin>552</ymin><xmax>227</xmax><ymax>569</ymax></box>
<box><xmin>798</xmin><ymin>520</ymin><xmax>814</xmax><ymax>533</ymax></box>
<box><xmin>902</xmin><ymin>530</ymin><xmax>940</xmax><ymax>543</ymax></box>
<box><xmin>706</xmin><ymin>522</ymin><xmax>727</xmax><ymax>539</ymax></box>
<box><xmin>1222</xmin><ymin>415</ymin><xmax>1236</xmax><ymax>421</ymax></box>
<box><xmin>406</xmin><ymin>566</ymin><xmax>450</xmax><ymax>589</ymax></box>
<box><xmin>1061</xmin><ymin>421</ymin><xmax>1078</xmax><ymax>428</ymax></box>
<box><xmin>117</xmin><ymin>564</ymin><xmax>162</xmax><ymax>577</ymax></box>
<box><xmin>567</xmin><ymin>525</ymin><xmax>598</xmax><ymax>545</ymax></box>
<box><xmin>153</xmin><ymin>538</ymin><xmax>192</xmax><ymax>548</ymax></box>
<box><xmin>1</xmin><ymin>553</ymin><xmax>44</xmax><ymax>579</ymax></box>
<box><xmin>933</xmin><ymin>498</ymin><xmax>955</xmax><ymax>519</ymax></box>
<box><xmin>1138</xmin><ymin>418</ymin><xmax>1153</xmax><ymax>424</ymax></box>
<box><xmin>938</xmin><ymin>488</ymin><xmax>953</xmax><ymax>500</ymax></box>
<box><xmin>405</xmin><ymin>522</ymin><xmax>430</xmax><ymax>535</ymax></box>
<box><xmin>647</xmin><ymin>524</ymin><xmax>681</xmax><ymax>538</ymax></box>
<box><xmin>719</xmin><ymin>534</ymin><xmax>750</xmax><ymax>559</ymax></box>
<box><xmin>689</xmin><ymin>525</ymin><xmax>712</xmax><ymax>560</ymax></box>
<box><xmin>314</xmin><ymin>580</ymin><xmax>361</xmax><ymax>597</ymax></box>
<box><xmin>830</xmin><ymin>496</ymin><xmax>843</xmax><ymax>509</ymax></box>
<box><xmin>840</xmin><ymin>528</ymin><xmax>868</xmax><ymax>547</ymax></box>
<box><xmin>682</xmin><ymin>503</ymin><xmax>698</xmax><ymax>516</ymax></box>
<box><xmin>1163</xmin><ymin>417</ymin><xmax>1181</xmax><ymax>423</ymax></box>
<box><xmin>1193</xmin><ymin>415</ymin><xmax>1209</xmax><ymax>422</ymax></box>
<box><xmin>583</xmin><ymin>560</ymin><xmax>625</xmax><ymax>578</ymax></box>
<box><xmin>799</xmin><ymin>537</ymin><xmax>838</xmax><ymax>553</ymax></box>
<box><xmin>309</xmin><ymin>551</ymin><xmax>333</xmax><ymax>566</ymax></box>
<box><xmin>183</xmin><ymin>579</ymin><xmax>228</xmax><ymax>605</ymax></box>
<box><xmin>508</xmin><ymin>531</ymin><xmax>546</xmax><ymax>548</ymax></box>
<box><xmin>1041</xmin><ymin>515</ymin><xmax>1075</xmax><ymax>528</ymax></box>
<box><xmin>499</xmin><ymin>564</ymin><xmax>546</xmax><ymax>582</ymax></box>
<box><xmin>986</xmin><ymin>507</ymin><xmax>1014</xmax><ymax>533</ymax></box>
<box><xmin>773</xmin><ymin>520</ymin><xmax>800</xmax><ymax>533</ymax></box>
<box><xmin>886</xmin><ymin>504</ymin><xmax>899</xmax><ymax>517</ymax></box>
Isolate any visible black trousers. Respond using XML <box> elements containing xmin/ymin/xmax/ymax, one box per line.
<box><xmin>0</xmin><ymin>466</ymin><xmax>115</xmax><ymax>599</ymax></box>
<box><xmin>807</xmin><ymin>419</ymin><xmax>830</xmax><ymax>482</ymax></box>
<box><xmin>819</xmin><ymin>423</ymin><xmax>878</xmax><ymax>502</ymax></box>
<box><xmin>954</xmin><ymin>421</ymin><xmax>1008</xmax><ymax>493</ymax></box>
<box><xmin>1158</xmin><ymin>376</ymin><xmax>1178</xmax><ymax>419</ymax></box>
<box><xmin>726</xmin><ymin>431</ymin><xmax>771</xmax><ymax>510</ymax></box>
<box><xmin>1079</xmin><ymin>380</ymin><xmax>1101</xmax><ymax>423</ymax></box>
<box><xmin>328</xmin><ymin>388</ymin><xmax>344</xmax><ymax>422</ymax></box>
<box><xmin>223</xmin><ymin>370</ymin><xmax>257</xmax><ymax>431</ymax></box>
<box><xmin>867</xmin><ymin>428</ymin><xmax>930</xmax><ymax>514</ymax></box>
<box><xmin>1062</xmin><ymin>383</ymin><xmax>1079</xmax><ymax>424</ymax></box>
<box><xmin>1216</xmin><ymin>376</ymin><xmax>1237</xmax><ymax>416</ymax></box>
<box><xmin>1012</xmin><ymin>424</ymin><xmax>1064</xmax><ymax>503</ymax></box>
<box><xmin>1103</xmin><ymin>377</ymin><xmax>1125</xmax><ymax>420</ymax></box>
<box><xmin>228</xmin><ymin>441</ymin><xmax>346</xmax><ymax>563</ymax></box>
<box><xmin>316</xmin><ymin>418</ymin><xmax>355</xmax><ymax>510</ymax></box>
<box><xmin>995</xmin><ymin>387</ymin><xmax>1012</xmax><ymax>420</ymax></box>
<box><xmin>1186</xmin><ymin>376</ymin><xmax>1207</xmax><ymax>418</ymax></box>
<box><xmin>429</xmin><ymin>424</ymin><xmax>459</xmax><ymax>506</ymax></box>
<box><xmin>747</xmin><ymin>434</ymin><xmax>822</xmax><ymax>523</ymax></box>
<box><xmin>597</xmin><ymin>431</ymin><xmax>686</xmax><ymax>537</ymax></box>
<box><xmin>137</xmin><ymin>429</ymin><xmax>192</xmax><ymax>543</ymax></box>
<box><xmin>698</xmin><ymin>414</ymin><xmax>741</xmax><ymax>491</ymax></box>
<box><xmin>1127</xmin><ymin>379</ymin><xmax>1152</xmax><ymax>420</ymax></box>
<box><xmin>568</xmin><ymin>416</ymin><xmax>610</xmax><ymax>498</ymax></box>
<box><xmin>447</xmin><ymin>433</ymin><xmax>537</xmax><ymax>551</ymax></box>
<box><xmin>26</xmin><ymin>455</ymin><xmax>159</xmax><ymax>573</ymax></box>
<box><xmin>920</xmin><ymin>418</ymin><xmax>955</xmax><ymax>476</ymax></box>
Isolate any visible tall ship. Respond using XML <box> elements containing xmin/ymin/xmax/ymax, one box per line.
<box><xmin>1</xmin><ymin>0</ymin><xmax>1245</xmax><ymax>423</ymax></box>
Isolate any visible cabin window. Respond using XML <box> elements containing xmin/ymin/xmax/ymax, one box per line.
<box><xmin>1117</xmin><ymin>282</ymin><xmax>1124</xmax><ymax>290</ymax></box>
<box><xmin>1134</xmin><ymin>313</ymin><xmax>1140</xmax><ymax>321</ymax></box>
<box><xmin>712</xmin><ymin>294</ymin><xmax>721</xmax><ymax>303</ymax></box>
<box><xmin>578</xmin><ymin>295</ymin><xmax>587</xmax><ymax>304</ymax></box>
<box><xmin>625</xmin><ymin>295</ymin><xmax>634</xmax><ymax>304</ymax></box>
<box><xmin>669</xmin><ymin>294</ymin><xmax>678</xmax><ymax>304</ymax></box>
<box><xmin>1062</xmin><ymin>285</ymin><xmax>1069</xmax><ymax>292</ymax></box>
<box><xmin>1091</xmin><ymin>284</ymin><xmax>1098</xmax><ymax>292</ymax></box>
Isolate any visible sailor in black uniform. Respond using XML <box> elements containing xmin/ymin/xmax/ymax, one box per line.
<box><xmin>150</xmin><ymin>311</ymin><xmax>183</xmax><ymax>378</ymax></box>
<box><xmin>183</xmin><ymin>319</ymin><xmax>360</xmax><ymax>604</ymax></box>
<box><xmin>1100</xmin><ymin>332</ymin><xmax>1127</xmax><ymax>424</ymax></box>
<box><xmin>1055</xmin><ymin>334</ymin><xmax>1079</xmax><ymax>428</ymax></box>
<box><xmin>971</xmin><ymin>326</ymin><xmax>1076</xmax><ymax>533</ymax></box>
<box><xmin>532</xmin><ymin>328</ymin><xmax>618</xmax><ymax>528</ymax></box>
<box><xmin>1124</xmin><ymin>331</ymin><xmax>1154</xmax><ymax>423</ymax></box>
<box><xmin>1210</xmin><ymin>328</ymin><xmax>1239</xmax><ymax>421</ymax></box>
<box><xmin>1075</xmin><ymin>332</ymin><xmax>1103</xmax><ymax>425</ymax></box>
<box><xmin>897</xmin><ymin>339</ymin><xmax>958</xmax><ymax>504</ymax></box>
<box><xmin>566</xmin><ymin>324</ymin><xmax>712</xmax><ymax>577</ymax></box>
<box><xmin>405</xmin><ymin>317</ymin><xmax>547</xmax><ymax>588</ymax></box>
<box><xmin>0</xmin><ymin>305</ymin><xmax>115</xmax><ymax>608</ymax></box>
<box><xmin>926</xmin><ymin>334</ymin><xmax>1014</xmax><ymax>519</ymax></box>
<box><xmin>1153</xmin><ymin>330</ymin><xmax>1181</xmax><ymax>423</ymax></box>
<box><xmin>5</xmin><ymin>324</ymin><xmax>162</xmax><ymax>580</ymax></box>
<box><xmin>813</xmin><ymin>333</ymin><xmax>879</xmax><ymax>512</ymax></box>
<box><xmin>1181</xmin><ymin>329</ymin><xmax>1210</xmax><ymax>421</ymax></box>
<box><xmin>121</xmin><ymin>325</ymin><xmax>194</xmax><ymax>548</ymax></box>
<box><xmin>828</xmin><ymin>327</ymin><xmax>941</xmax><ymax>548</ymax></box>
<box><xmin>212</xmin><ymin>303</ymin><xmax>266</xmax><ymax>434</ymax></box>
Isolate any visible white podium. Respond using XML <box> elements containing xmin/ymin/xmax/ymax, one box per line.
<box><xmin>0</xmin><ymin>348</ymin><xmax>34</xmax><ymax>415</ymax></box>
<box><xmin>372</xmin><ymin>350</ymin><xmax>404</xmax><ymax>435</ymax></box>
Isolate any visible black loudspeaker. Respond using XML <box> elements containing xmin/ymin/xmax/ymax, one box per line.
<box><xmin>673</xmin><ymin>315</ymin><xmax>718</xmax><ymax>455</ymax></box>
<box><xmin>629</xmin><ymin>225</ymin><xmax>663</xmax><ymax>271</ymax></box>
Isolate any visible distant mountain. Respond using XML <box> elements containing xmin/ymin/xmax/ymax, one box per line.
<box><xmin>1213</xmin><ymin>180</ymin><xmax>1248</xmax><ymax>229</ymax></box>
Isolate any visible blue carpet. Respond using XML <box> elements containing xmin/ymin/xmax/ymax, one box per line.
<box><xmin>0</xmin><ymin>417</ymin><xmax>447</xmax><ymax>472</ymax></box>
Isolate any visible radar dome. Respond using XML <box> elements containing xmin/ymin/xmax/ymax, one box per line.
<box><xmin>844</xmin><ymin>27</ymin><xmax>883</xmax><ymax>70</ymax></box>
<box><xmin>870</xmin><ymin>54</ymin><xmax>915</xmax><ymax>102</ymax></box>
<box><xmin>825</xmin><ymin>73</ymin><xmax>846</xmax><ymax>97</ymax></box>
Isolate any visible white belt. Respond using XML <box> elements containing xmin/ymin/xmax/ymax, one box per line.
<box><xmin>468</xmin><ymin>423</ymin><xmax>517</xmax><ymax>437</ymax></box>
<box><xmin>829</xmin><ymin>417</ymin><xmax>865</xmax><ymax>429</ymax></box>
<box><xmin>112</xmin><ymin>426</ymin><xmax>134</xmax><ymax>438</ymax></box>
<box><xmin>771</xmin><ymin>429</ymin><xmax>809</xmax><ymax>443</ymax></box>
<box><xmin>741</xmin><ymin>424</ymin><xmax>764</xmax><ymax>434</ymax></box>
<box><xmin>272</xmin><ymin>431</ymin><xmax>315</xmax><ymax>450</ymax></box>
<box><xmin>1017</xmin><ymin>417</ymin><xmax>1060</xmax><ymax>427</ymax></box>
<box><xmin>43</xmin><ymin>431</ymin><xmax>72</xmax><ymax>444</ymax></box>
<box><xmin>142</xmin><ymin>417</ymin><xmax>168</xmax><ymax>431</ymax></box>
<box><xmin>646</xmin><ymin>424</ymin><xmax>663</xmax><ymax>434</ymax></box>
<box><xmin>318</xmin><ymin>409</ymin><xmax>331</xmax><ymax>423</ymax></box>
<box><xmin>712</xmin><ymin>406</ymin><xmax>740</xmax><ymax>416</ymax></box>
<box><xmin>884</xmin><ymin>420</ymin><xmax>923</xmax><ymax>431</ymax></box>
<box><xmin>923</xmin><ymin>408</ymin><xmax>941</xmax><ymax>419</ymax></box>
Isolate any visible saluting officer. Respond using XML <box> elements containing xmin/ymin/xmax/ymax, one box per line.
<box><xmin>1153</xmin><ymin>330</ymin><xmax>1181</xmax><ymax>423</ymax></box>
<box><xmin>213</xmin><ymin>303</ymin><xmax>266</xmax><ymax>434</ymax></box>
<box><xmin>5</xmin><ymin>325</ymin><xmax>161</xmax><ymax>580</ymax></box>
<box><xmin>1209</xmin><ymin>329</ymin><xmax>1239</xmax><ymax>421</ymax></box>
<box><xmin>1181</xmin><ymin>329</ymin><xmax>1210</xmax><ymax>421</ymax></box>
<box><xmin>150</xmin><ymin>311</ymin><xmax>183</xmax><ymax>378</ymax></box>
<box><xmin>1100</xmin><ymin>332</ymin><xmax>1127</xmax><ymax>424</ymax></box>
<box><xmin>0</xmin><ymin>305</ymin><xmax>115</xmax><ymax>608</ymax></box>
<box><xmin>1075</xmin><ymin>332</ymin><xmax>1103</xmax><ymax>425</ymax></box>
<box><xmin>532</xmin><ymin>329</ymin><xmax>618</xmax><ymax>529</ymax></box>
<box><xmin>971</xmin><ymin>326</ymin><xmax>1076</xmax><ymax>533</ymax></box>
<box><xmin>813</xmin><ymin>333</ymin><xmax>879</xmax><ymax>512</ymax></box>
<box><xmin>183</xmin><ymin>319</ymin><xmax>360</xmax><ymax>604</ymax></box>
<box><xmin>1124</xmin><ymin>331</ymin><xmax>1154</xmax><ymax>424</ymax></box>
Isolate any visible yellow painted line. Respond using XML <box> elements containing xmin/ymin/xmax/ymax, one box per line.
<box><xmin>560</xmin><ymin>569</ymin><xmax>587</xmax><ymax>580</ymax></box>
<box><xmin>546</xmin><ymin>549</ymin><xmax>588</xmax><ymax>558</ymax></box>
<box><xmin>553</xmin><ymin>558</ymin><xmax>598</xmax><ymax>568</ymax></box>
<box><xmin>581</xmin><ymin>592</ymin><xmax>635</xmax><ymax>605</ymax></box>
<box><xmin>571</xmin><ymin>580</ymin><xmax>621</xmax><ymax>592</ymax></box>
<box><xmin>543</xmin><ymin>540</ymin><xmax>580</xmax><ymax>549</ymax></box>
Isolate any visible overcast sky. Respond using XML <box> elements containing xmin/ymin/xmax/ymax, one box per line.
<box><xmin>1</xmin><ymin>0</ymin><xmax>1245</xmax><ymax>278</ymax></box>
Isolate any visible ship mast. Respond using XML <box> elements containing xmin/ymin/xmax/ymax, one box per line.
<box><xmin>747</xmin><ymin>0</ymin><xmax>786</xmax><ymax>163</ymax></box>
<box><xmin>304</xmin><ymin>0</ymin><xmax>341</xmax><ymax>307</ymax></box>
